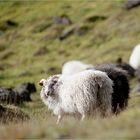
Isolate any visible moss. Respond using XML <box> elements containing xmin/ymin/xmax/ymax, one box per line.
<box><xmin>0</xmin><ymin>1</ymin><xmax>140</xmax><ymax>139</ymax></box>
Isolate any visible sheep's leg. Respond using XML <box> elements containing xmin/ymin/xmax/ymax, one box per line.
<box><xmin>81</xmin><ymin>114</ymin><xmax>85</xmax><ymax>121</ymax></box>
<box><xmin>56</xmin><ymin>115</ymin><xmax>63</xmax><ymax>124</ymax></box>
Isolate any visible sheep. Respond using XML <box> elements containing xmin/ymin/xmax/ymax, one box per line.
<box><xmin>115</xmin><ymin>57</ymin><xmax>135</xmax><ymax>77</ymax></box>
<box><xmin>62</xmin><ymin>60</ymin><xmax>94</xmax><ymax>75</ymax></box>
<box><xmin>61</xmin><ymin>62</ymin><xmax>130</xmax><ymax>114</ymax></box>
<box><xmin>0</xmin><ymin>88</ymin><xmax>22</xmax><ymax>105</ymax></box>
<box><xmin>39</xmin><ymin>70</ymin><xmax>113</xmax><ymax>124</ymax></box>
<box><xmin>0</xmin><ymin>83</ymin><xmax>37</xmax><ymax>105</ymax></box>
<box><xmin>129</xmin><ymin>44</ymin><xmax>140</xmax><ymax>69</ymax></box>
<box><xmin>13</xmin><ymin>82</ymin><xmax>37</xmax><ymax>101</ymax></box>
<box><xmin>135</xmin><ymin>67</ymin><xmax>140</xmax><ymax>82</ymax></box>
<box><xmin>94</xmin><ymin>64</ymin><xmax>130</xmax><ymax>114</ymax></box>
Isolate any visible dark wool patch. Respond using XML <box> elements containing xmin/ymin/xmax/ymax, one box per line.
<box><xmin>95</xmin><ymin>64</ymin><xmax>130</xmax><ymax>114</ymax></box>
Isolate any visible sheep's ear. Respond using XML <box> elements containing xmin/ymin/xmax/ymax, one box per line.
<box><xmin>51</xmin><ymin>75</ymin><xmax>62</xmax><ymax>90</ymax></box>
<box><xmin>52</xmin><ymin>75</ymin><xmax>60</xmax><ymax>82</ymax></box>
<box><xmin>39</xmin><ymin>79</ymin><xmax>46</xmax><ymax>86</ymax></box>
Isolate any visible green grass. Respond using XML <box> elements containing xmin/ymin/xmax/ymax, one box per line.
<box><xmin>0</xmin><ymin>0</ymin><xmax>140</xmax><ymax>139</ymax></box>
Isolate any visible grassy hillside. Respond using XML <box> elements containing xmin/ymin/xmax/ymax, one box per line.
<box><xmin>0</xmin><ymin>0</ymin><xmax>140</xmax><ymax>139</ymax></box>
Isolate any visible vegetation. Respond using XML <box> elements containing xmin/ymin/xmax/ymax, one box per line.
<box><xmin>0</xmin><ymin>0</ymin><xmax>140</xmax><ymax>139</ymax></box>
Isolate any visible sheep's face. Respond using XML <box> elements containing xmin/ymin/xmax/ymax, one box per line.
<box><xmin>39</xmin><ymin>75</ymin><xmax>60</xmax><ymax>98</ymax></box>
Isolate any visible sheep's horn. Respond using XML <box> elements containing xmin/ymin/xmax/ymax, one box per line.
<box><xmin>39</xmin><ymin>81</ymin><xmax>43</xmax><ymax>86</ymax></box>
<box><xmin>39</xmin><ymin>79</ymin><xmax>46</xmax><ymax>86</ymax></box>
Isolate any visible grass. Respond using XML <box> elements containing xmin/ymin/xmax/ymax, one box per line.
<box><xmin>0</xmin><ymin>93</ymin><xmax>140</xmax><ymax>139</ymax></box>
<box><xmin>0</xmin><ymin>0</ymin><xmax>140</xmax><ymax>139</ymax></box>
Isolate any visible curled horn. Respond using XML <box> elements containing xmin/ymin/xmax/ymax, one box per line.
<box><xmin>39</xmin><ymin>79</ymin><xmax>46</xmax><ymax>86</ymax></box>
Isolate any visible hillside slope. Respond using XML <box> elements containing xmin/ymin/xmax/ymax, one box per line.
<box><xmin>0</xmin><ymin>0</ymin><xmax>140</xmax><ymax>87</ymax></box>
<box><xmin>0</xmin><ymin>0</ymin><xmax>140</xmax><ymax>139</ymax></box>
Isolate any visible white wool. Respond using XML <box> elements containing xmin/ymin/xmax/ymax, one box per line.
<box><xmin>62</xmin><ymin>60</ymin><xmax>94</xmax><ymax>75</ymax></box>
<box><xmin>40</xmin><ymin>70</ymin><xmax>113</xmax><ymax>123</ymax></box>
<box><xmin>129</xmin><ymin>44</ymin><xmax>140</xmax><ymax>69</ymax></box>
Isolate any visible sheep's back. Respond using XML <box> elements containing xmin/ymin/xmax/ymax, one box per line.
<box><xmin>62</xmin><ymin>60</ymin><xmax>93</xmax><ymax>75</ymax></box>
<box><xmin>129</xmin><ymin>44</ymin><xmax>140</xmax><ymax>69</ymax></box>
<box><xmin>59</xmin><ymin>70</ymin><xmax>113</xmax><ymax>115</ymax></box>
<box><xmin>95</xmin><ymin>64</ymin><xmax>129</xmax><ymax>114</ymax></box>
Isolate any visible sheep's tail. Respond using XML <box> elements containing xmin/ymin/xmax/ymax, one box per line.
<box><xmin>95</xmin><ymin>74</ymin><xmax>113</xmax><ymax>117</ymax></box>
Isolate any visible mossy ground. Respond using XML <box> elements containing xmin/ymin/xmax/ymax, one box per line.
<box><xmin>0</xmin><ymin>0</ymin><xmax>140</xmax><ymax>139</ymax></box>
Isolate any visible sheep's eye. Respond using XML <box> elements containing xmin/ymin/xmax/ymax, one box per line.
<box><xmin>49</xmin><ymin>81</ymin><xmax>57</xmax><ymax>89</ymax></box>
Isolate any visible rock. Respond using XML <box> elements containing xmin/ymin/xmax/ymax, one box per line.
<box><xmin>6</xmin><ymin>20</ymin><xmax>18</xmax><ymax>26</ymax></box>
<box><xmin>85</xmin><ymin>15</ymin><xmax>107</xmax><ymax>23</ymax></box>
<box><xmin>0</xmin><ymin>105</ymin><xmax>29</xmax><ymax>123</ymax></box>
<box><xmin>34</xmin><ymin>46</ymin><xmax>49</xmax><ymax>56</ymax></box>
<box><xmin>33</xmin><ymin>15</ymin><xmax>72</xmax><ymax>33</ymax></box>
<box><xmin>33</xmin><ymin>21</ymin><xmax>52</xmax><ymax>33</ymax></box>
<box><xmin>0</xmin><ymin>88</ymin><xmax>22</xmax><ymax>105</ymax></box>
<box><xmin>123</xmin><ymin>0</ymin><xmax>140</xmax><ymax>10</ymax></box>
<box><xmin>74</xmin><ymin>25</ymin><xmax>89</xmax><ymax>36</ymax></box>
<box><xmin>0</xmin><ymin>20</ymin><xmax>18</xmax><ymax>31</ymax></box>
<box><xmin>52</xmin><ymin>15</ymin><xmax>72</xmax><ymax>25</ymax></box>
<box><xmin>14</xmin><ymin>82</ymin><xmax>36</xmax><ymax>101</ymax></box>
<box><xmin>59</xmin><ymin>26</ymin><xmax>74</xmax><ymax>41</ymax></box>
<box><xmin>115</xmin><ymin>57</ymin><xmax>135</xmax><ymax>77</ymax></box>
<box><xmin>43</xmin><ymin>25</ymin><xmax>64</xmax><ymax>41</ymax></box>
<box><xmin>59</xmin><ymin>24</ymin><xmax>90</xmax><ymax>40</ymax></box>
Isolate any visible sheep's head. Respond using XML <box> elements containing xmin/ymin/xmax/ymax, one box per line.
<box><xmin>39</xmin><ymin>75</ymin><xmax>60</xmax><ymax>98</ymax></box>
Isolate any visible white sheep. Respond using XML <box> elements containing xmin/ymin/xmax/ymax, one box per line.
<box><xmin>62</xmin><ymin>60</ymin><xmax>94</xmax><ymax>75</ymax></box>
<box><xmin>39</xmin><ymin>70</ymin><xmax>113</xmax><ymax>124</ymax></box>
<box><xmin>129</xmin><ymin>44</ymin><xmax>140</xmax><ymax>69</ymax></box>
